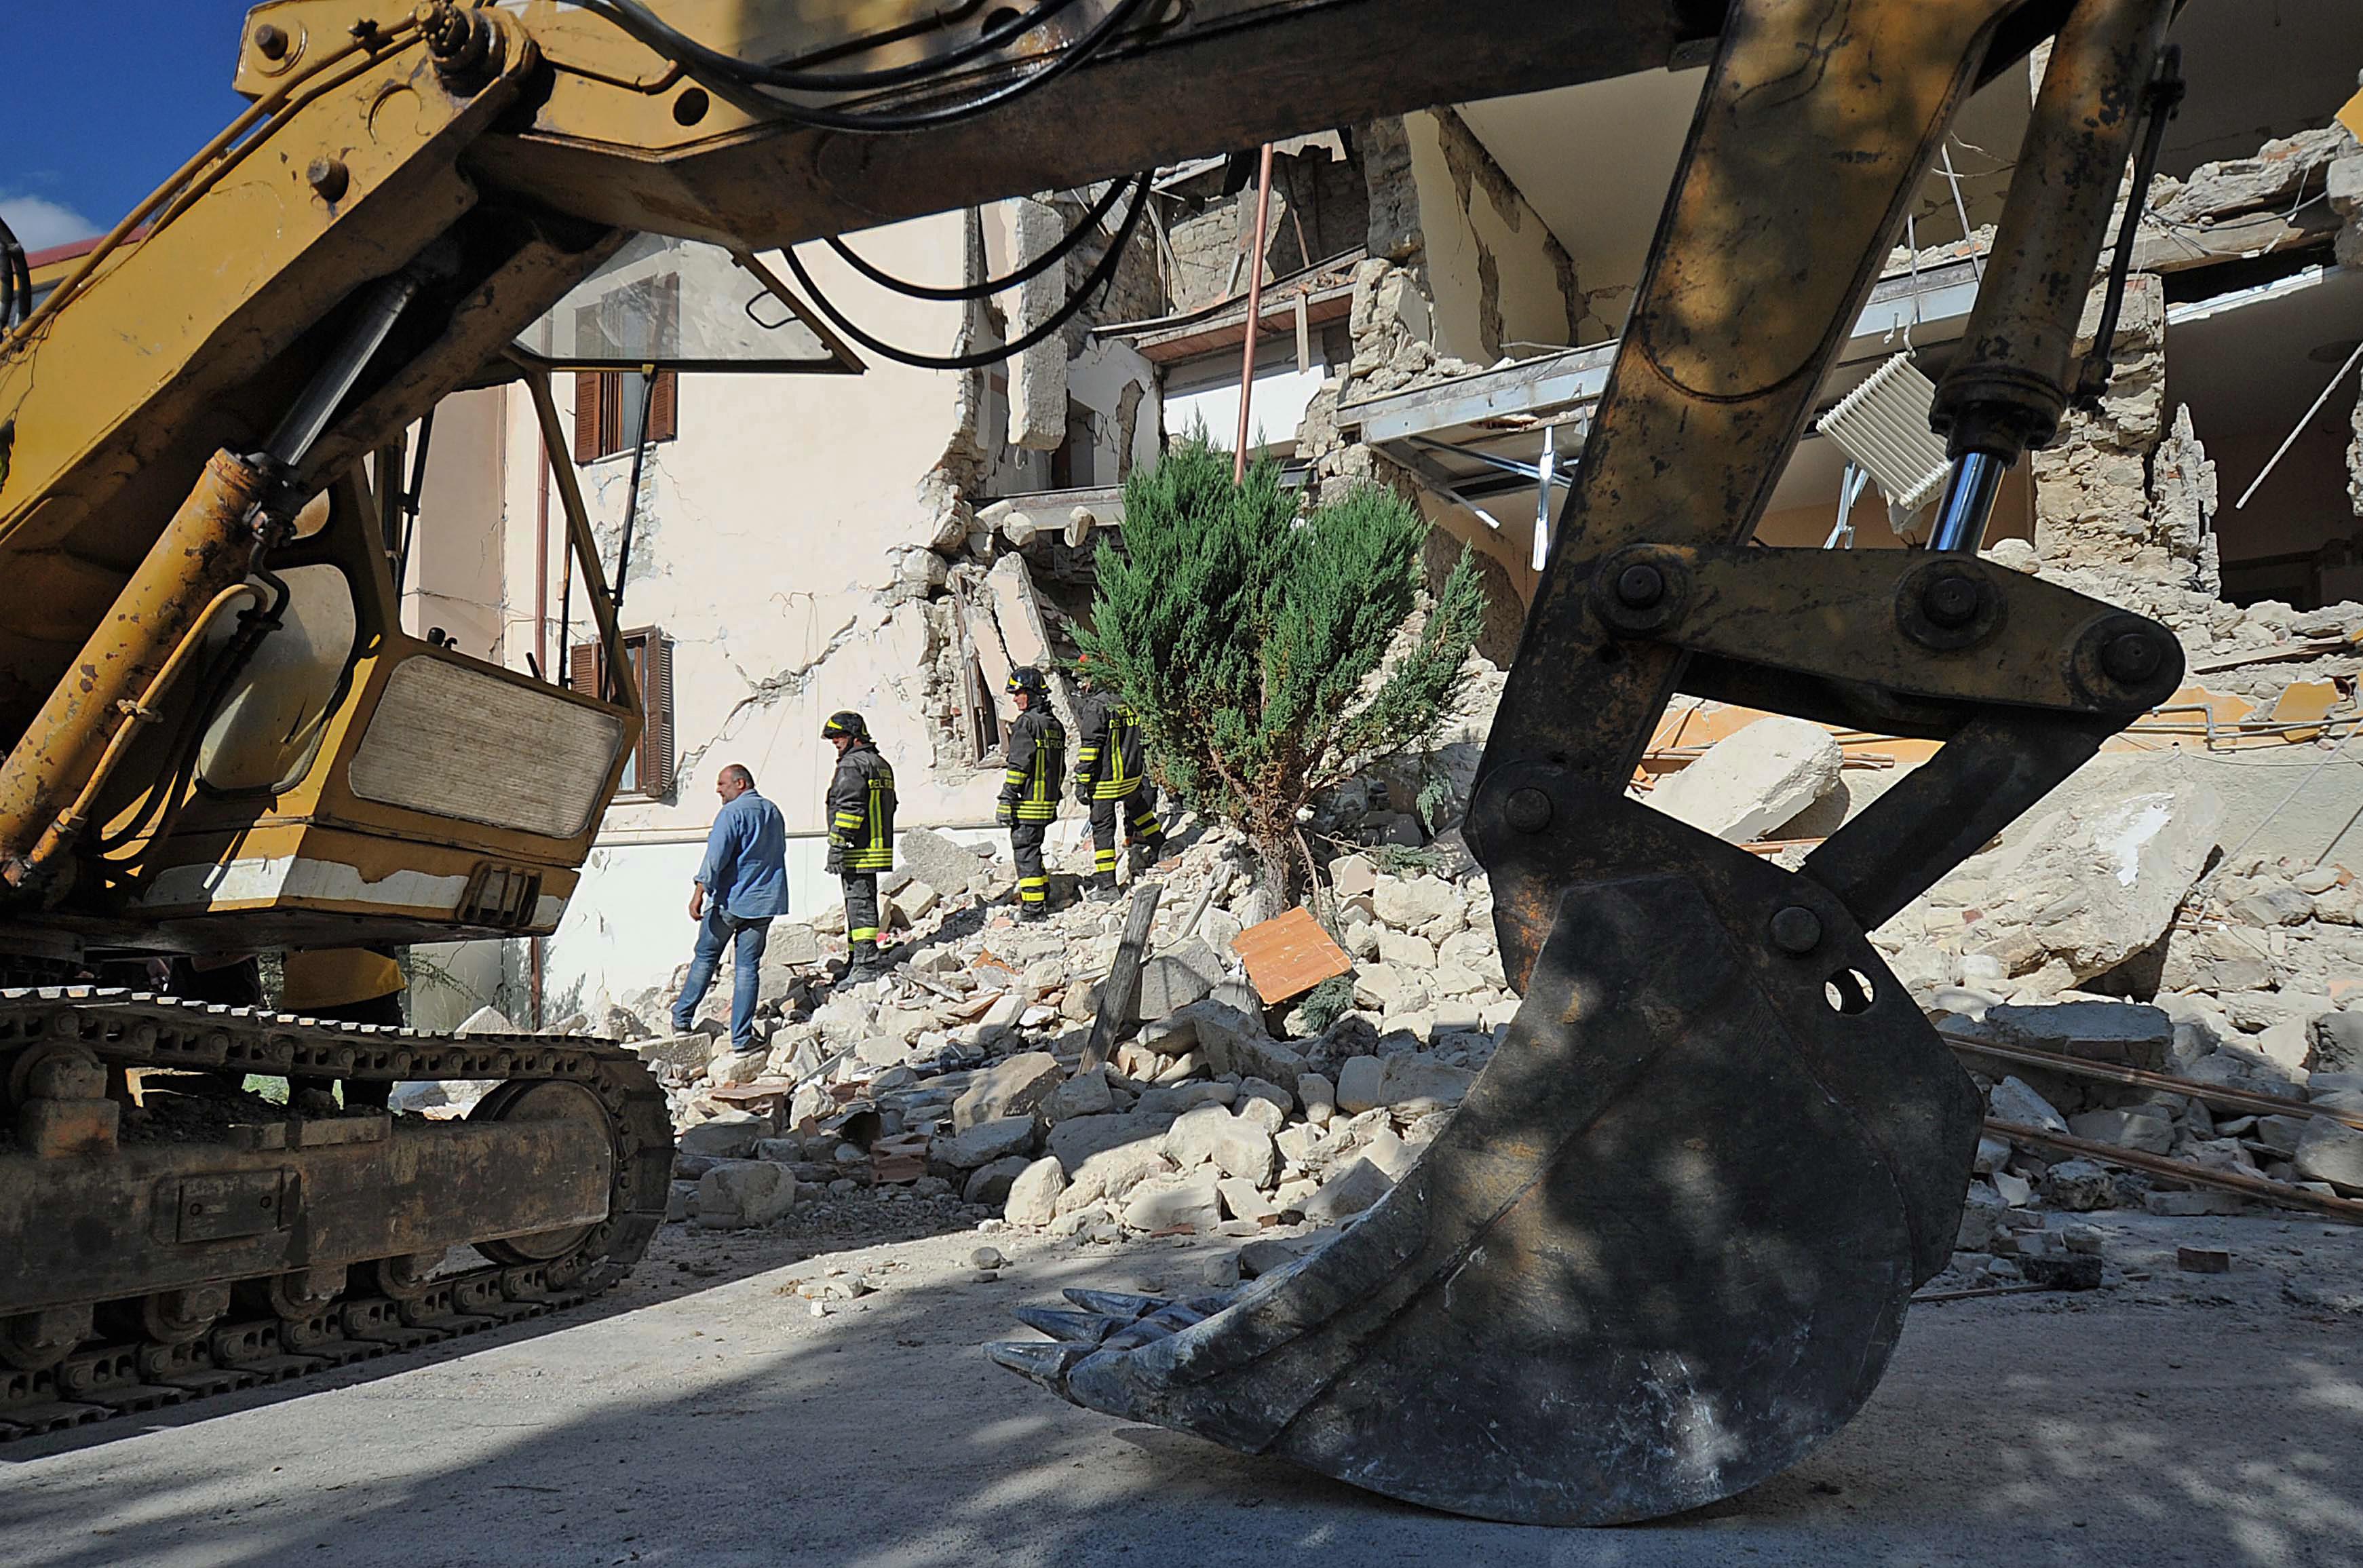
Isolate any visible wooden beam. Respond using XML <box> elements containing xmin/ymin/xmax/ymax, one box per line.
<box><xmin>1080</xmin><ymin>882</ymin><xmax>1163</xmax><ymax>1073</ymax></box>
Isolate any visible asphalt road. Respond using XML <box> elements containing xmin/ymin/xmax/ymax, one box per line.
<box><xmin>3</xmin><ymin>1210</ymin><xmax>2359</xmax><ymax>1568</ymax></box>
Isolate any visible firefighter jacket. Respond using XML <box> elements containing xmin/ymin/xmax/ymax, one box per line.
<box><xmin>999</xmin><ymin>707</ymin><xmax>1066</xmax><ymax>824</ymax></box>
<box><xmin>826</xmin><ymin>741</ymin><xmax>896</xmax><ymax>875</ymax></box>
<box><xmin>1074</xmin><ymin>691</ymin><xmax>1149</xmax><ymax>803</ymax></box>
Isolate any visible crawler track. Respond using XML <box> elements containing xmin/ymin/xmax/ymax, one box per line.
<box><xmin>0</xmin><ymin>987</ymin><xmax>672</xmax><ymax>1440</ymax></box>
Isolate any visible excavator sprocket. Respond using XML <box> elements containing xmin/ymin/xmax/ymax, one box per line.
<box><xmin>995</xmin><ymin>789</ymin><xmax>1981</xmax><ymax>1525</ymax></box>
<box><xmin>0</xmin><ymin>988</ymin><xmax>673</xmax><ymax>1440</ymax></box>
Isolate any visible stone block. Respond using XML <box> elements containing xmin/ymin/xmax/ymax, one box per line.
<box><xmin>1002</xmin><ymin>1156</ymin><xmax>1068</xmax><ymax>1226</ymax></box>
<box><xmin>931</xmin><ymin>1115</ymin><xmax>1038</xmax><ymax>1170</ymax></box>
<box><xmin>1988</xmin><ymin>1076</ymin><xmax>2069</xmax><ymax>1133</ymax></box>
<box><xmin>1334</xmin><ymin>1056</ymin><xmax>1386</xmax><ymax>1115</ymax></box>
<box><xmin>2038</xmin><ymin>1158</ymin><xmax>2124</xmax><ymax>1211</ymax></box>
<box><xmin>1372</xmin><ymin>875</ymin><xmax>1459</xmax><ymax>931</ymax></box>
<box><xmin>1645</xmin><ymin>716</ymin><xmax>1841</xmax><ymax>843</ymax></box>
<box><xmin>1956</xmin><ymin>1181</ymin><xmax>2008</xmax><ymax>1252</ymax></box>
<box><xmin>1330</xmin><ymin>854</ymin><xmax>1379</xmax><ymax>900</ymax></box>
<box><xmin>765</xmin><ymin>923</ymin><xmax>824</xmax><ymax>969</ymax></box>
<box><xmin>1045</xmin><ymin>1110</ymin><xmax>1177</xmax><ymax>1174</ymax></box>
<box><xmin>963</xmin><ymin>1155</ymin><xmax>1034</xmax><ymax>1207</ymax></box>
<box><xmin>1164</xmin><ymin>1104</ymin><xmax>1278</xmax><ymax>1185</ymax></box>
<box><xmin>1377</xmin><ymin>929</ymin><xmax>1437</xmax><ymax>970</ymax></box>
<box><xmin>898</xmin><ymin>828</ymin><xmax>988</xmax><ymax>896</ymax></box>
<box><xmin>1217</xmin><ymin>1177</ymin><xmax>1279</xmax><ymax>1221</ymax></box>
<box><xmin>1298</xmin><ymin>1072</ymin><xmax>1337</xmax><ymax>1124</ymax></box>
<box><xmin>1043</xmin><ymin>1067</ymin><xmax>1115</xmax><ymax>1122</ymax></box>
<box><xmin>2295</xmin><ymin>1119</ymin><xmax>2363</xmax><ymax>1194</ymax></box>
<box><xmin>2311</xmin><ymin>1010</ymin><xmax>2363</xmax><ymax>1073</ymax></box>
<box><xmin>677</xmin><ymin>1109</ymin><xmax>769</xmax><ymax>1160</ymax></box>
<box><xmin>625</xmin><ymin>1034</ymin><xmax>716</xmax><ymax>1078</ymax></box>
<box><xmin>1302</xmin><ymin>1158</ymin><xmax>1394</xmax><ymax>1223</ymax></box>
<box><xmin>1974</xmin><ymin>1002</ymin><xmax>2172</xmax><ymax>1071</ymax></box>
<box><xmin>2067</xmin><ymin>1108</ymin><xmax>2173</xmax><ymax>1155</ymax></box>
<box><xmin>1123</xmin><ymin>1175</ymin><xmax>1224</xmax><ymax>1234</ymax></box>
<box><xmin>695</xmin><ymin>1161</ymin><xmax>797</xmax><ymax>1229</ymax></box>
<box><xmin>1136</xmin><ymin>940</ymin><xmax>1224</xmax><ymax>1021</ymax></box>
<box><xmin>952</xmin><ymin>1051</ymin><xmax>1063</xmax><ymax>1132</ymax></box>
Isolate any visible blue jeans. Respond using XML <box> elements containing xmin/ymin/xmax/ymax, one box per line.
<box><xmin>673</xmin><ymin>905</ymin><xmax>771</xmax><ymax>1053</ymax></box>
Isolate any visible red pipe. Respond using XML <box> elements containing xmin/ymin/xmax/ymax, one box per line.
<box><xmin>1233</xmin><ymin>143</ymin><xmax>1276</xmax><ymax>483</ymax></box>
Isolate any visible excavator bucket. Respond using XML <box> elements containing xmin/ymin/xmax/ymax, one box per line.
<box><xmin>996</xmin><ymin>0</ymin><xmax>2187</xmax><ymax>1523</ymax></box>
<box><xmin>994</xmin><ymin>793</ymin><xmax>1982</xmax><ymax>1525</ymax></box>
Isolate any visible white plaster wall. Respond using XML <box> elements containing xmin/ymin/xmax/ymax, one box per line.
<box><xmin>497</xmin><ymin>212</ymin><xmax>1007</xmax><ymax>843</ymax></box>
<box><xmin>1166</xmin><ymin>343</ymin><xmax>1337</xmax><ymax>460</ymax></box>
<box><xmin>402</xmin><ymin>387</ymin><xmax>508</xmax><ymax>659</ymax></box>
<box><xmin>1067</xmin><ymin>337</ymin><xmax>1162</xmax><ymax>482</ymax></box>
<box><xmin>1404</xmin><ymin>111</ymin><xmax>1574</xmax><ymax>364</ymax></box>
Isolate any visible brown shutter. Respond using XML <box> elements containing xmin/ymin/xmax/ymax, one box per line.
<box><xmin>640</xmin><ymin>632</ymin><xmax>675</xmax><ymax>796</ymax></box>
<box><xmin>572</xmin><ymin>371</ymin><xmax>603</xmax><ymax>463</ymax></box>
<box><xmin>568</xmin><ymin>640</ymin><xmax>602</xmax><ymax>699</ymax></box>
<box><xmin>647</xmin><ymin>370</ymin><xmax>678</xmax><ymax>444</ymax></box>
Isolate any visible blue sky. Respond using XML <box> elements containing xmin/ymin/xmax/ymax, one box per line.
<box><xmin>1</xmin><ymin>1</ymin><xmax>252</xmax><ymax>249</ymax></box>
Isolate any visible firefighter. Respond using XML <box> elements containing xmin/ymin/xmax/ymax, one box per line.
<box><xmin>822</xmin><ymin>710</ymin><xmax>896</xmax><ymax>978</ymax></box>
<box><xmin>997</xmin><ymin>667</ymin><xmax>1064</xmax><ymax>922</ymax></box>
<box><xmin>1072</xmin><ymin>657</ymin><xmax>1164</xmax><ymax>900</ymax></box>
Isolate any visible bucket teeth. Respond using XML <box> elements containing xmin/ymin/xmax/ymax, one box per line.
<box><xmin>1101</xmin><ymin>1301</ymin><xmax>1208</xmax><ymax>1353</ymax></box>
<box><xmin>1011</xmin><ymin>1306</ymin><xmax>1121</xmax><ymax>1344</ymax></box>
<box><xmin>1060</xmin><ymin>1288</ymin><xmax>1164</xmax><ymax>1320</ymax></box>
<box><xmin>984</xmin><ymin>1338</ymin><xmax>1090</xmax><ymax>1391</ymax></box>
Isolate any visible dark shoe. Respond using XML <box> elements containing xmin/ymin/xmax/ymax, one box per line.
<box><xmin>1017</xmin><ymin>904</ymin><xmax>1048</xmax><ymax>924</ymax></box>
<box><xmin>1086</xmin><ymin>879</ymin><xmax>1121</xmax><ymax>903</ymax></box>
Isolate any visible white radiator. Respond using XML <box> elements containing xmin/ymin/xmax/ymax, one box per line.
<box><xmin>1815</xmin><ymin>354</ymin><xmax>1952</xmax><ymax>537</ymax></box>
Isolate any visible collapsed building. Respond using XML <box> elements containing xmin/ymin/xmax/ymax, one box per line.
<box><xmin>371</xmin><ymin>4</ymin><xmax>2363</xmax><ymax>1044</ymax></box>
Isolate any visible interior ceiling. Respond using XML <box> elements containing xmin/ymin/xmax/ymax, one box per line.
<box><xmin>2168</xmin><ymin>265</ymin><xmax>2363</xmax><ymax>440</ymax></box>
<box><xmin>1457</xmin><ymin>1</ymin><xmax>2362</xmax><ymax>313</ymax></box>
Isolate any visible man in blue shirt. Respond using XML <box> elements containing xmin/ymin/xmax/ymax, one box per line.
<box><xmin>672</xmin><ymin>763</ymin><xmax>788</xmax><ymax>1056</ymax></box>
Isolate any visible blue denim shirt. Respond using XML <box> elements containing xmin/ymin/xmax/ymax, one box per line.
<box><xmin>696</xmin><ymin>789</ymin><xmax>788</xmax><ymax>919</ymax></box>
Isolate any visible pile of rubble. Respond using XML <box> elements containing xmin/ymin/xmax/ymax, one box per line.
<box><xmin>602</xmin><ymin>808</ymin><xmax>1526</xmax><ymax>1247</ymax></box>
<box><xmin>600</xmin><ymin>686</ymin><xmax>2363</xmax><ymax>1286</ymax></box>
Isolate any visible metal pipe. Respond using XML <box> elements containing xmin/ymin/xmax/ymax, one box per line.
<box><xmin>2077</xmin><ymin>46</ymin><xmax>2185</xmax><ymax>406</ymax></box>
<box><xmin>19</xmin><ymin>582</ymin><xmax>263</xmax><ymax>877</ymax></box>
<box><xmin>0</xmin><ymin>450</ymin><xmax>273</xmax><ymax>882</ymax></box>
<box><xmin>1232</xmin><ymin>142</ymin><xmax>1276</xmax><ymax>483</ymax></box>
<box><xmin>1930</xmin><ymin>0</ymin><xmax>2175</xmax><ymax>464</ymax></box>
<box><xmin>1926</xmin><ymin>449</ymin><xmax>2007</xmax><ymax>552</ymax></box>
<box><xmin>264</xmin><ymin>275</ymin><xmax>421</xmax><ymax>468</ymax></box>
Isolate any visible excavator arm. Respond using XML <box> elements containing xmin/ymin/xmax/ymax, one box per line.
<box><xmin>0</xmin><ymin>0</ymin><xmax>2188</xmax><ymax>1524</ymax></box>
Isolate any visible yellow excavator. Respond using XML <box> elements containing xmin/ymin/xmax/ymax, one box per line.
<box><xmin>1</xmin><ymin>0</ymin><xmax>2190</xmax><ymax>1528</ymax></box>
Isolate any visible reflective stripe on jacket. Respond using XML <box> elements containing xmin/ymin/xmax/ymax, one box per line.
<box><xmin>826</xmin><ymin>742</ymin><xmax>896</xmax><ymax>873</ymax></box>
<box><xmin>1075</xmin><ymin>692</ymin><xmax>1147</xmax><ymax>801</ymax></box>
<box><xmin>1001</xmin><ymin>708</ymin><xmax>1065</xmax><ymax>823</ymax></box>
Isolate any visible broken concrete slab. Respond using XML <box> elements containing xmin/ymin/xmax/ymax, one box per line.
<box><xmin>1645</xmin><ymin>716</ymin><xmax>1842</xmax><ymax>844</ymax></box>
<box><xmin>1045</xmin><ymin>1109</ymin><xmax>1177</xmax><ymax>1173</ymax></box>
<box><xmin>1123</xmin><ymin>1174</ymin><xmax>1225</xmax><ymax>1234</ymax></box>
<box><xmin>695</xmin><ymin>1160</ymin><xmax>798</xmax><ymax>1229</ymax></box>
<box><xmin>1136</xmin><ymin>939</ymin><xmax>1223</xmax><ymax>1021</ymax></box>
<box><xmin>2295</xmin><ymin>1118</ymin><xmax>2363</xmax><ymax>1194</ymax></box>
<box><xmin>931</xmin><ymin>1115</ymin><xmax>1037</xmax><ymax>1170</ymax></box>
<box><xmin>1164</xmin><ymin>1104</ymin><xmax>1280</xmax><ymax>1185</ymax></box>
<box><xmin>676</xmin><ymin>1109</ymin><xmax>771</xmax><ymax>1160</ymax></box>
<box><xmin>1002</xmin><ymin>1155</ymin><xmax>1068</xmax><ymax>1227</ymax></box>
<box><xmin>950</xmin><ymin>1051</ymin><xmax>1062</xmax><ymax>1132</ymax></box>
<box><xmin>898</xmin><ymin>828</ymin><xmax>990</xmax><ymax>898</ymax></box>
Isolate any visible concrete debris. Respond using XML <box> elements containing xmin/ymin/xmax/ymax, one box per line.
<box><xmin>1645</xmin><ymin>716</ymin><xmax>1843</xmax><ymax>843</ymax></box>
<box><xmin>696</xmin><ymin>1160</ymin><xmax>798</xmax><ymax>1229</ymax></box>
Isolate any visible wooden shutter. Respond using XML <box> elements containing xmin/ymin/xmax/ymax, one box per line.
<box><xmin>638</xmin><ymin>632</ymin><xmax>676</xmax><ymax>796</ymax></box>
<box><xmin>568</xmin><ymin>640</ymin><xmax>602</xmax><ymax>699</ymax></box>
<box><xmin>647</xmin><ymin>370</ymin><xmax>678</xmax><ymax>444</ymax></box>
<box><xmin>572</xmin><ymin>371</ymin><xmax>604</xmax><ymax>463</ymax></box>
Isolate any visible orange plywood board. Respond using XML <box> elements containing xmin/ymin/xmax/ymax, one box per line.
<box><xmin>1231</xmin><ymin>905</ymin><xmax>1353</xmax><ymax>1005</ymax></box>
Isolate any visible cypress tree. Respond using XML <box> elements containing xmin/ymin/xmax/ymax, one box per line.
<box><xmin>1075</xmin><ymin>434</ymin><xmax>1486</xmax><ymax>906</ymax></box>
